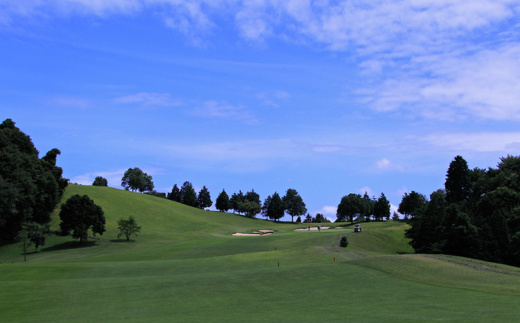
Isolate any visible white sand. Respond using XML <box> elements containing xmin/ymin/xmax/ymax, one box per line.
<box><xmin>294</xmin><ymin>226</ymin><xmax>331</xmax><ymax>231</ymax></box>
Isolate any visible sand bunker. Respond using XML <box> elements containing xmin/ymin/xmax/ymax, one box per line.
<box><xmin>294</xmin><ymin>226</ymin><xmax>331</xmax><ymax>231</ymax></box>
<box><xmin>233</xmin><ymin>230</ymin><xmax>274</xmax><ymax>236</ymax></box>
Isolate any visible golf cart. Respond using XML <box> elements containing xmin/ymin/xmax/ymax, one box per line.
<box><xmin>354</xmin><ymin>224</ymin><xmax>362</xmax><ymax>232</ymax></box>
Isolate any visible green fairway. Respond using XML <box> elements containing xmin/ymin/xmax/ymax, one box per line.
<box><xmin>1</xmin><ymin>185</ymin><xmax>520</xmax><ymax>322</ymax></box>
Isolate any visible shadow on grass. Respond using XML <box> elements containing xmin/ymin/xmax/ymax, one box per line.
<box><xmin>41</xmin><ymin>240</ymin><xmax>98</xmax><ymax>252</ymax></box>
<box><xmin>397</xmin><ymin>251</ymin><xmax>414</xmax><ymax>255</ymax></box>
<box><xmin>109</xmin><ymin>239</ymin><xmax>136</xmax><ymax>243</ymax></box>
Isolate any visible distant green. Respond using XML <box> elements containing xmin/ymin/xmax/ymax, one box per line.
<box><xmin>1</xmin><ymin>185</ymin><xmax>520</xmax><ymax>322</ymax></box>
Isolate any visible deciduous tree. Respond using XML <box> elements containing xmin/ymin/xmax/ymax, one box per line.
<box><xmin>117</xmin><ymin>216</ymin><xmax>142</xmax><ymax>241</ymax></box>
<box><xmin>282</xmin><ymin>188</ymin><xmax>307</xmax><ymax>222</ymax></box>
<box><xmin>59</xmin><ymin>194</ymin><xmax>106</xmax><ymax>243</ymax></box>
<box><xmin>92</xmin><ymin>176</ymin><xmax>108</xmax><ymax>186</ymax></box>
<box><xmin>121</xmin><ymin>168</ymin><xmax>154</xmax><ymax>193</ymax></box>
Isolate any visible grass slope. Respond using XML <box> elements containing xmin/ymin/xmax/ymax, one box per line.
<box><xmin>1</xmin><ymin>185</ymin><xmax>520</xmax><ymax>322</ymax></box>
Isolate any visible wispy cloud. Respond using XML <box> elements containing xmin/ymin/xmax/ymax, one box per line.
<box><xmin>69</xmin><ymin>169</ymin><xmax>127</xmax><ymax>186</ymax></box>
<box><xmin>52</xmin><ymin>96</ymin><xmax>90</xmax><ymax>108</ymax></box>
<box><xmin>256</xmin><ymin>90</ymin><xmax>290</xmax><ymax>107</ymax></box>
<box><xmin>357</xmin><ymin>186</ymin><xmax>373</xmax><ymax>196</ymax></box>
<box><xmin>192</xmin><ymin>100</ymin><xmax>258</xmax><ymax>124</ymax></box>
<box><xmin>114</xmin><ymin>92</ymin><xmax>183</xmax><ymax>107</ymax></box>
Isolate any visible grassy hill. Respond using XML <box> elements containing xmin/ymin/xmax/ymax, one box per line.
<box><xmin>1</xmin><ymin>185</ymin><xmax>520</xmax><ymax>322</ymax></box>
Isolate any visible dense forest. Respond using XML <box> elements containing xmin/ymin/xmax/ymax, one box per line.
<box><xmin>405</xmin><ymin>155</ymin><xmax>520</xmax><ymax>266</ymax></box>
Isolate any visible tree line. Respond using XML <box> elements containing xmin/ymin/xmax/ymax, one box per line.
<box><xmin>336</xmin><ymin>192</ymin><xmax>391</xmax><ymax>224</ymax></box>
<box><xmin>404</xmin><ymin>155</ymin><xmax>520</xmax><ymax>267</ymax></box>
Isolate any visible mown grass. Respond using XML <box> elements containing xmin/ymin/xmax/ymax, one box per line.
<box><xmin>1</xmin><ymin>185</ymin><xmax>520</xmax><ymax>322</ymax></box>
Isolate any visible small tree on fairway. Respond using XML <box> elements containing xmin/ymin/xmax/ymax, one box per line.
<box><xmin>340</xmin><ymin>236</ymin><xmax>349</xmax><ymax>248</ymax></box>
<box><xmin>117</xmin><ymin>216</ymin><xmax>142</xmax><ymax>241</ymax></box>
<box><xmin>92</xmin><ymin>176</ymin><xmax>108</xmax><ymax>186</ymax></box>
<box><xmin>197</xmin><ymin>186</ymin><xmax>212</xmax><ymax>209</ymax></box>
<box><xmin>59</xmin><ymin>194</ymin><xmax>106</xmax><ymax>243</ymax></box>
<box><xmin>216</xmin><ymin>189</ymin><xmax>230</xmax><ymax>212</ymax></box>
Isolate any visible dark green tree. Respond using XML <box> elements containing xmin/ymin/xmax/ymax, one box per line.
<box><xmin>121</xmin><ymin>168</ymin><xmax>154</xmax><ymax>193</ymax></box>
<box><xmin>117</xmin><ymin>216</ymin><xmax>142</xmax><ymax>241</ymax></box>
<box><xmin>303</xmin><ymin>213</ymin><xmax>312</xmax><ymax>223</ymax></box>
<box><xmin>361</xmin><ymin>191</ymin><xmax>374</xmax><ymax>221</ymax></box>
<box><xmin>296</xmin><ymin>216</ymin><xmax>301</xmax><ymax>223</ymax></box>
<box><xmin>0</xmin><ymin>119</ymin><xmax>67</xmax><ymax>242</ymax></box>
<box><xmin>373</xmin><ymin>193</ymin><xmax>391</xmax><ymax>221</ymax></box>
<box><xmin>405</xmin><ymin>189</ymin><xmax>447</xmax><ymax>253</ymax></box>
<box><xmin>337</xmin><ymin>194</ymin><xmax>365</xmax><ymax>224</ymax></box>
<box><xmin>282</xmin><ymin>188</ymin><xmax>307</xmax><ymax>222</ymax></box>
<box><xmin>445</xmin><ymin>155</ymin><xmax>470</xmax><ymax>204</ymax></box>
<box><xmin>59</xmin><ymin>194</ymin><xmax>106</xmax><ymax>243</ymax></box>
<box><xmin>197</xmin><ymin>186</ymin><xmax>213</xmax><ymax>209</ymax></box>
<box><xmin>267</xmin><ymin>192</ymin><xmax>285</xmax><ymax>221</ymax></box>
<box><xmin>180</xmin><ymin>181</ymin><xmax>198</xmax><ymax>207</ymax></box>
<box><xmin>167</xmin><ymin>184</ymin><xmax>181</xmax><ymax>202</ymax></box>
<box><xmin>215</xmin><ymin>189</ymin><xmax>230</xmax><ymax>212</ymax></box>
<box><xmin>340</xmin><ymin>235</ymin><xmax>349</xmax><ymax>248</ymax></box>
<box><xmin>261</xmin><ymin>195</ymin><xmax>271</xmax><ymax>218</ymax></box>
<box><xmin>398</xmin><ymin>191</ymin><xmax>427</xmax><ymax>219</ymax></box>
<box><xmin>230</xmin><ymin>190</ymin><xmax>245</xmax><ymax>214</ymax></box>
<box><xmin>238</xmin><ymin>200</ymin><xmax>262</xmax><ymax>218</ymax></box>
<box><xmin>92</xmin><ymin>176</ymin><xmax>108</xmax><ymax>186</ymax></box>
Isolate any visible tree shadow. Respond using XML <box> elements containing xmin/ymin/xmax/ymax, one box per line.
<box><xmin>109</xmin><ymin>239</ymin><xmax>136</xmax><ymax>243</ymax></box>
<box><xmin>40</xmin><ymin>240</ymin><xmax>98</xmax><ymax>252</ymax></box>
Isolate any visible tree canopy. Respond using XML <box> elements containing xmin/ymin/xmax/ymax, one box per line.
<box><xmin>266</xmin><ymin>192</ymin><xmax>284</xmax><ymax>221</ymax></box>
<box><xmin>59</xmin><ymin>194</ymin><xmax>106</xmax><ymax>243</ymax></box>
<box><xmin>92</xmin><ymin>176</ymin><xmax>108</xmax><ymax>186</ymax></box>
<box><xmin>167</xmin><ymin>184</ymin><xmax>181</xmax><ymax>202</ymax></box>
<box><xmin>117</xmin><ymin>216</ymin><xmax>142</xmax><ymax>241</ymax></box>
<box><xmin>121</xmin><ymin>168</ymin><xmax>154</xmax><ymax>193</ymax></box>
<box><xmin>406</xmin><ymin>154</ymin><xmax>520</xmax><ymax>266</ymax></box>
<box><xmin>197</xmin><ymin>186</ymin><xmax>212</xmax><ymax>209</ymax></box>
<box><xmin>337</xmin><ymin>194</ymin><xmax>365</xmax><ymax>224</ymax></box>
<box><xmin>215</xmin><ymin>189</ymin><xmax>230</xmax><ymax>212</ymax></box>
<box><xmin>373</xmin><ymin>193</ymin><xmax>391</xmax><ymax>221</ymax></box>
<box><xmin>0</xmin><ymin>118</ymin><xmax>67</xmax><ymax>242</ymax></box>
<box><xmin>180</xmin><ymin>181</ymin><xmax>197</xmax><ymax>207</ymax></box>
<box><xmin>282</xmin><ymin>188</ymin><xmax>307</xmax><ymax>222</ymax></box>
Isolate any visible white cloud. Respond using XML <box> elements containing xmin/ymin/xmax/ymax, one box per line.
<box><xmin>422</xmin><ymin>132</ymin><xmax>520</xmax><ymax>153</ymax></box>
<box><xmin>315</xmin><ymin>205</ymin><xmax>337</xmax><ymax>216</ymax></box>
<box><xmin>114</xmin><ymin>92</ymin><xmax>183</xmax><ymax>107</ymax></box>
<box><xmin>256</xmin><ymin>90</ymin><xmax>290</xmax><ymax>107</ymax></box>
<box><xmin>53</xmin><ymin>96</ymin><xmax>90</xmax><ymax>108</ymax></box>
<box><xmin>69</xmin><ymin>169</ymin><xmax>126</xmax><ymax>186</ymax></box>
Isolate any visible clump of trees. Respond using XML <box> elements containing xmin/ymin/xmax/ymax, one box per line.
<box><xmin>340</xmin><ymin>236</ymin><xmax>349</xmax><ymax>248</ymax></box>
<box><xmin>0</xmin><ymin>119</ymin><xmax>68</xmax><ymax>243</ymax></box>
<box><xmin>121</xmin><ymin>168</ymin><xmax>154</xmax><ymax>193</ymax></box>
<box><xmin>167</xmin><ymin>182</ymin><xmax>213</xmax><ymax>209</ymax></box>
<box><xmin>336</xmin><ymin>192</ymin><xmax>390</xmax><ymax>223</ymax></box>
<box><xmin>92</xmin><ymin>176</ymin><xmax>108</xmax><ymax>186</ymax></box>
<box><xmin>405</xmin><ymin>155</ymin><xmax>520</xmax><ymax>266</ymax></box>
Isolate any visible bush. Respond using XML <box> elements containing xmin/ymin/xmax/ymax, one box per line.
<box><xmin>340</xmin><ymin>236</ymin><xmax>349</xmax><ymax>248</ymax></box>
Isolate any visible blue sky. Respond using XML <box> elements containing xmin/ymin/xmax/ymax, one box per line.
<box><xmin>2</xmin><ymin>0</ymin><xmax>520</xmax><ymax>221</ymax></box>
